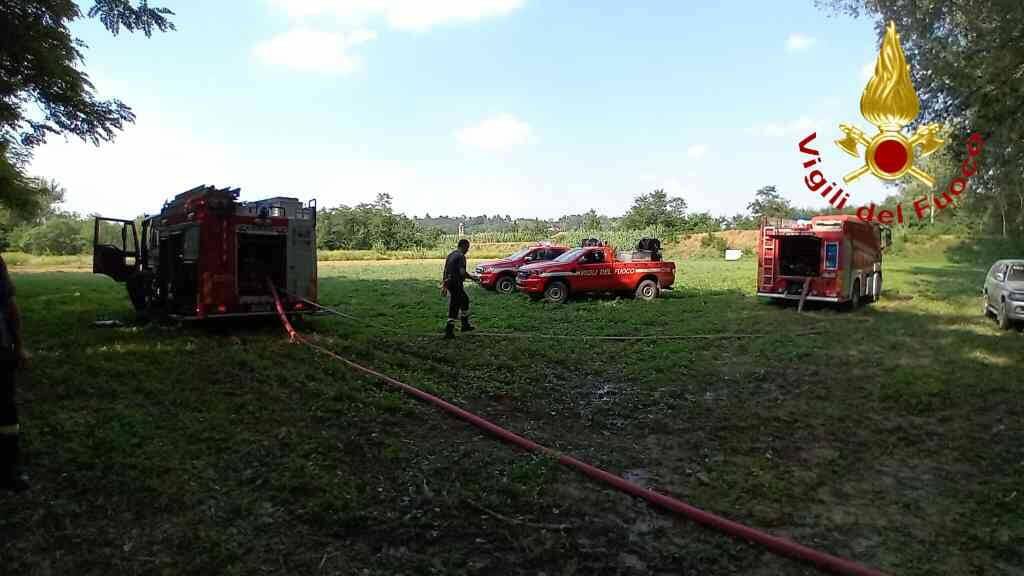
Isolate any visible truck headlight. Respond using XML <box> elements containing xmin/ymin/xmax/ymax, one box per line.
<box><xmin>1009</xmin><ymin>291</ymin><xmax>1024</xmax><ymax>301</ymax></box>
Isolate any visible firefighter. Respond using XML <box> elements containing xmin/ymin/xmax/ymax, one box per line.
<box><xmin>0</xmin><ymin>254</ymin><xmax>29</xmax><ymax>492</ymax></box>
<box><xmin>441</xmin><ymin>239</ymin><xmax>479</xmax><ymax>338</ymax></box>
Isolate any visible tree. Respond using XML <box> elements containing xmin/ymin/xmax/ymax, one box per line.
<box><xmin>1</xmin><ymin>1</ymin><xmax>175</xmax><ymax>213</ymax></box>
<box><xmin>581</xmin><ymin>209</ymin><xmax>602</xmax><ymax>230</ymax></box>
<box><xmin>746</xmin><ymin>185</ymin><xmax>794</xmax><ymax>219</ymax></box>
<box><xmin>816</xmin><ymin>0</ymin><xmax>1024</xmax><ymax>237</ymax></box>
<box><xmin>620</xmin><ymin>189</ymin><xmax>688</xmax><ymax>230</ymax></box>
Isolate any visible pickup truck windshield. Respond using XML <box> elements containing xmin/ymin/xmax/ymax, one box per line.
<box><xmin>555</xmin><ymin>248</ymin><xmax>585</xmax><ymax>263</ymax></box>
<box><xmin>507</xmin><ymin>247</ymin><xmax>533</xmax><ymax>260</ymax></box>
<box><xmin>1008</xmin><ymin>264</ymin><xmax>1024</xmax><ymax>281</ymax></box>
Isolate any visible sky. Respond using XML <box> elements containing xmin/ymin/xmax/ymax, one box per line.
<box><xmin>29</xmin><ymin>0</ymin><xmax>898</xmax><ymax>221</ymax></box>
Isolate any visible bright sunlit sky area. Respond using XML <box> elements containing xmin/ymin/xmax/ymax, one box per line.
<box><xmin>30</xmin><ymin>0</ymin><xmax>897</xmax><ymax>220</ymax></box>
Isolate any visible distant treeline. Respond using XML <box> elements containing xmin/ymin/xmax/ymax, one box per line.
<box><xmin>3</xmin><ymin>180</ymin><xmax>1020</xmax><ymax>257</ymax></box>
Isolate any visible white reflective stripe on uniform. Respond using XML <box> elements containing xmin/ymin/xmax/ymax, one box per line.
<box><xmin>0</xmin><ymin>424</ymin><xmax>19</xmax><ymax>435</ymax></box>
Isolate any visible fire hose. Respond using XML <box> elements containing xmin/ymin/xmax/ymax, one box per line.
<box><xmin>282</xmin><ymin>290</ymin><xmax>823</xmax><ymax>341</ymax></box>
<box><xmin>267</xmin><ymin>284</ymin><xmax>886</xmax><ymax>576</ymax></box>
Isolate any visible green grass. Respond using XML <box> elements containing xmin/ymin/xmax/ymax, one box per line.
<box><xmin>1</xmin><ymin>242</ymin><xmax>1022</xmax><ymax>575</ymax></box>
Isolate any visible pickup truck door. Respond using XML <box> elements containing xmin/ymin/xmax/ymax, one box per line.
<box><xmin>986</xmin><ymin>263</ymin><xmax>1004</xmax><ymax>309</ymax></box>
<box><xmin>573</xmin><ymin>249</ymin><xmax>607</xmax><ymax>291</ymax></box>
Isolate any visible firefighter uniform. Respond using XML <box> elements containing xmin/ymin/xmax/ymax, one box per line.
<box><xmin>0</xmin><ymin>255</ymin><xmax>28</xmax><ymax>492</ymax></box>
<box><xmin>442</xmin><ymin>243</ymin><xmax>475</xmax><ymax>338</ymax></box>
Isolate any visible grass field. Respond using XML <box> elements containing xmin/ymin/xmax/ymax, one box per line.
<box><xmin>1</xmin><ymin>240</ymin><xmax>1022</xmax><ymax>575</ymax></box>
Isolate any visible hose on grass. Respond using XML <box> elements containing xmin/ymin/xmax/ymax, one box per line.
<box><xmin>268</xmin><ymin>283</ymin><xmax>886</xmax><ymax>576</ymax></box>
<box><xmin>284</xmin><ymin>290</ymin><xmax>823</xmax><ymax>341</ymax></box>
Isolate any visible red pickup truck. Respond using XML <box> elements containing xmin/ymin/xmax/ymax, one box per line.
<box><xmin>474</xmin><ymin>243</ymin><xmax>571</xmax><ymax>294</ymax></box>
<box><xmin>516</xmin><ymin>239</ymin><xmax>675</xmax><ymax>303</ymax></box>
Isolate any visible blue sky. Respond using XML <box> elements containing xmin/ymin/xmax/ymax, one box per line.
<box><xmin>30</xmin><ymin>0</ymin><xmax>896</xmax><ymax>220</ymax></box>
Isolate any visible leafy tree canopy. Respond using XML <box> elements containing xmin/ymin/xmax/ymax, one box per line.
<box><xmin>1</xmin><ymin>0</ymin><xmax>174</xmax><ymax>212</ymax></box>
<box><xmin>746</xmin><ymin>185</ymin><xmax>794</xmax><ymax>219</ymax></box>
<box><xmin>621</xmin><ymin>189</ymin><xmax>688</xmax><ymax>230</ymax></box>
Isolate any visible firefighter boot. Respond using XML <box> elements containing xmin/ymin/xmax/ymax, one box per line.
<box><xmin>444</xmin><ymin>321</ymin><xmax>456</xmax><ymax>339</ymax></box>
<box><xmin>0</xmin><ymin>434</ymin><xmax>29</xmax><ymax>493</ymax></box>
<box><xmin>460</xmin><ymin>316</ymin><xmax>475</xmax><ymax>333</ymax></box>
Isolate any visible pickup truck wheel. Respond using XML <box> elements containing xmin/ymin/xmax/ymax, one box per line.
<box><xmin>495</xmin><ymin>275</ymin><xmax>515</xmax><ymax>295</ymax></box>
<box><xmin>544</xmin><ymin>281</ymin><xmax>569</xmax><ymax>304</ymax></box>
<box><xmin>997</xmin><ymin>300</ymin><xmax>1012</xmax><ymax>330</ymax></box>
<box><xmin>983</xmin><ymin>293</ymin><xmax>994</xmax><ymax>318</ymax></box>
<box><xmin>635</xmin><ymin>279</ymin><xmax>659</xmax><ymax>301</ymax></box>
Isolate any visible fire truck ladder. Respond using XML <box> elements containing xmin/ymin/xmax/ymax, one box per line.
<box><xmin>761</xmin><ymin>226</ymin><xmax>776</xmax><ymax>288</ymax></box>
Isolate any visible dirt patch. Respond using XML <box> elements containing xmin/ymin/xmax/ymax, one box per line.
<box><xmin>671</xmin><ymin>230</ymin><xmax>759</xmax><ymax>258</ymax></box>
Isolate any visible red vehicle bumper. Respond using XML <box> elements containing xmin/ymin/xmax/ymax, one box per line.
<box><xmin>477</xmin><ymin>271</ymin><xmax>499</xmax><ymax>289</ymax></box>
<box><xmin>516</xmin><ymin>275</ymin><xmax>545</xmax><ymax>294</ymax></box>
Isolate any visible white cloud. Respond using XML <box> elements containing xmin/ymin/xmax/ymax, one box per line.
<box><xmin>29</xmin><ymin>117</ymin><xmax>244</xmax><ymax>219</ymax></box>
<box><xmin>455</xmin><ymin>114</ymin><xmax>532</xmax><ymax>152</ymax></box>
<box><xmin>269</xmin><ymin>0</ymin><xmax>525</xmax><ymax>31</ymax></box>
<box><xmin>749</xmin><ymin>115</ymin><xmax>817</xmax><ymax>138</ymax></box>
<box><xmin>252</xmin><ymin>27</ymin><xmax>376</xmax><ymax>74</ymax></box>
<box><xmin>686</xmin><ymin>144</ymin><xmax>708</xmax><ymax>159</ymax></box>
<box><xmin>785</xmin><ymin>33</ymin><xmax>815</xmax><ymax>52</ymax></box>
<box><xmin>861</xmin><ymin>61</ymin><xmax>875</xmax><ymax>81</ymax></box>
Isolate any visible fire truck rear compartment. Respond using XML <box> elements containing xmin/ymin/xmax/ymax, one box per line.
<box><xmin>238</xmin><ymin>233</ymin><xmax>287</xmax><ymax>296</ymax></box>
<box><xmin>779</xmin><ymin>236</ymin><xmax>822</xmax><ymax>278</ymax></box>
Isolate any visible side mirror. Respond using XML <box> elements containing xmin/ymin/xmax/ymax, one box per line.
<box><xmin>524</xmin><ymin>256</ymin><xmax>533</xmax><ymax>262</ymax></box>
<box><xmin>996</xmin><ymin>274</ymin><xmax>1005</xmax><ymax>282</ymax></box>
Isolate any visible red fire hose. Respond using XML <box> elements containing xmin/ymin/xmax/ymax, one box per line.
<box><xmin>267</xmin><ymin>284</ymin><xmax>888</xmax><ymax>576</ymax></box>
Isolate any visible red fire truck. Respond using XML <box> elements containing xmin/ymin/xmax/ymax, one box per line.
<box><xmin>756</xmin><ymin>215</ymin><xmax>890</xmax><ymax>307</ymax></box>
<box><xmin>516</xmin><ymin>238</ymin><xmax>675</xmax><ymax>303</ymax></box>
<box><xmin>93</xmin><ymin>185</ymin><xmax>318</xmax><ymax>319</ymax></box>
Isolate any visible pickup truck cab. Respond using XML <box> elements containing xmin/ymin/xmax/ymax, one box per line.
<box><xmin>516</xmin><ymin>239</ymin><xmax>675</xmax><ymax>303</ymax></box>
<box><xmin>475</xmin><ymin>243</ymin><xmax>570</xmax><ymax>294</ymax></box>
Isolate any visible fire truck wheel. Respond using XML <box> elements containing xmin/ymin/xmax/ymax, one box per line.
<box><xmin>848</xmin><ymin>280</ymin><xmax>861</xmax><ymax>310</ymax></box>
<box><xmin>997</xmin><ymin>301</ymin><xmax>1012</xmax><ymax>330</ymax></box>
<box><xmin>635</xmin><ymin>279</ymin><xmax>660</xmax><ymax>301</ymax></box>
<box><xmin>495</xmin><ymin>275</ymin><xmax>516</xmax><ymax>295</ymax></box>
<box><xmin>869</xmin><ymin>273</ymin><xmax>882</xmax><ymax>303</ymax></box>
<box><xmin>544</xmin><ymin>281</ymin><xmax>569</xmax><ymax>304</ymax></box>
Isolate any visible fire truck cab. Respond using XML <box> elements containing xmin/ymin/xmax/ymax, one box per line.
<box><xmin>756</xmin><ymin>215</ymin><xmax>890</xmax><ymax>307</ymax></box>
<box><xmin>93</xmin><ymin>185</ymin><xmax>317</xmax><ymax>319</ymax></box>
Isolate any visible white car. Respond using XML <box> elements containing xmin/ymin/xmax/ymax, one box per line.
<box><xmin>982</xmin><ymin>259</ymin><xmax>1024</xmax><ymax>330</ymax></box>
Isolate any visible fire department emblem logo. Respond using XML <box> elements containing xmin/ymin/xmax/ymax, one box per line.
<box><xmin>836</xmin><ymin>22</ymin><xmax>944</xmax><ymax>187</ymax></box>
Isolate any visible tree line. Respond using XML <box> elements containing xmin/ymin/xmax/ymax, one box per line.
<box><xmin>0</xmin><ymin>184</ymin><xmax>858</xmax><ymax>255</ymax></box>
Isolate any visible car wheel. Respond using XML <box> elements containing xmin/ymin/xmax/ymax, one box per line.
<box><xmin>997</xmin><ymin>300</ymin><xmax>1012</xmax><ymax>330</ymax></box>
<box><xmin>495</xmin><ymin>275</ymin><xmax>515</xmax><ymax>295</ymax></box>
<box><xmin>544</xmin><ymin>281</ymin><xmax>569</xmax><ymax>304</ymax></box>
<box><xmin>635</xmin><ymin>279</ymin><xmax>659</xmax><ymax>301</ymax></box>
<box><xmin>983</xmin><ymin>293</ymin><xmax>994</xmax><ymax>318</ymax></box>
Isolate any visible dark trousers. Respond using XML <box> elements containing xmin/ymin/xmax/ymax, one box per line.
<box><xmin>0</xmin><ymin>348</ymin><xmax>20</xmax><ymax>479</ymax></box>
<box><xmin>0</xmin><ymin>349</ymin><xmax>16</xmax><ymax>432</ymax></box>
<box><xmin>446</xmin><ymin>281</ymin><xmax>470</xmax><ymax>322</ymax></box>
